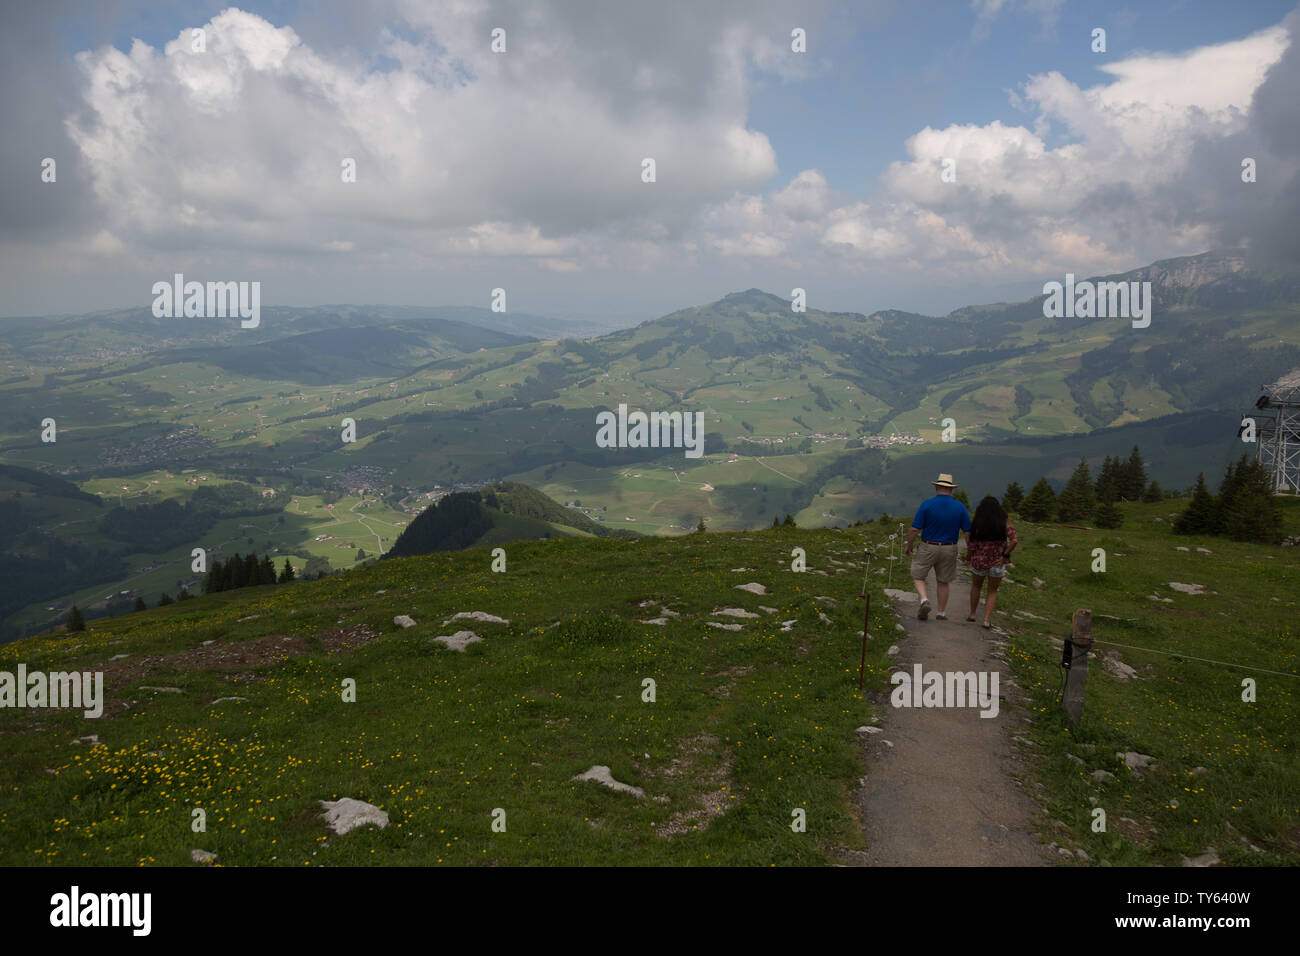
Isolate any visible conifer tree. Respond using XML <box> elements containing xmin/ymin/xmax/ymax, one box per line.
<box><xmin>1094</xmin><ymin>456</ymin><xmax>1120</xmax><ymax>504</ymax></box>
<box><xmin>1020</xmin><ymin>478</ymin><xmax>1058</xmax><ymax>522</ymax></box>
<box><xmin>1143</xmin><ymin>480</ymin><xmax>1163</xmax><ymax>503</ymax></box>
<box><xmin>1120</xmin><ymin>445</ymin><xmax>1148</xmax><ymax>501</ymax></box>
<box><xmin>1173</xmin><ymin>473</ymin><xmax>1216</xmax><ymax>534</ymax></box>
<box><xmin>1093</xmin><ymin>498</ymin><xmax>1123</xmax><ymax>529</ymax></box>
<box><xmin>66</xmin><ymin>605</ymin><xmax>86</xmax><ymax>632</ymax></box>
<box><xmin>1057</xmin><ymin>458</ymin><xmax>1096</xmax><ymax>523</ymax></box>
<box><xmin>279</xmin><ymin>558</ymin><xmax>295</xmax><ymax>583</ymax></box>
<box><xmin>1001</xmin><ymin>481</ymin><xmax>1024</xmax><ymax>514</ymax></box>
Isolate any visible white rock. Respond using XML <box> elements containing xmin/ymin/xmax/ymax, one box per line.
<box><xmin>779</xmin><ymin>620</ymin><xmax>798</xmax><ymax>632</ymax></box>
<box><xmin>706</xmin><ymin>622</ymin><xmax>743</xmax><ymax>631</ymax></box>
<box><xmin>641</xmin><ymin>618</ymin><xmax>669</xmax><ymax>626</ymax></box>
<box><xmin>320</xmin><ymin>798</ymin><xmax>390</xmax><ymax>835</ymax></box>
<box><xmin>443</xmin><ymin>611</ymin><xmax>510</xmax><ymax>625</ymax></box>
<box><xmin>882</xmin><ymin>588</ymin><xmax>916</xmax><ymax>602</ymax></box>
<box><xmin>1181</xmin><ymin>848</ymin><xmax>1221</xmax><ymax>867</ymax></box>
<box><xmin>208</xmin><ymin>697</ymin><xmax>248</xmax><ymax>705</ymax></box>
<box><xmin>1090</xmin><ymin>770</ymin><xmax>1116</xmax><ymax>783</ymax></box>
<box><xmin>713</xmin><ymin>607</ymin><xmax>760</xmax><ymax>619</ymax></box>
<box><xmin>1118</xmin><ymin>751</ymin><xmax>1154</xmax><ymax>770</ymax></box>
<box><xmin>72</xmin><ymin>735</ymin><xmax>100</xmax><ymax>746</ymax></box>
<box><xmin>735</xmin><ymin>582</ymin><xmax>768</xmax><ymax>595</ymax></box>
<box><xmin>433</xmin><ymin>630</ymin><xmax>482</xmax><ymax>651</ymax></box>
<box><xmin>1195</xmin><ymin>548</ymin><xmax>1212</xmax><ymax>554</ymax></box>
<box><xmin>109</xmin><ymin>654</ymin><xmax>129</xmax><ymax>661</ymax></box>
<box><xmin>1047</xmin><ymin>543</ymin><xmax>1063</xmax><ymax>549</ymax></box>
<box><xmin>191</xmin><ymin>849</ymin><xmax>217</xmax><ymax>864</ymax></box>
<box><xmin>856</xmin><ymin>726</ymin><xmax>884</xmax><ymax>735</ymax></box>
<box><xmin>758</xmin><ymin>606</ymin><xmax>778</xmax><ymax>614</ymax></box>
<box><xmin>1100</xmin><ymin>654</ymin><xmax>1140</xmax><ymax>681</ymax></box>
<box><xmin>1032</xmin><ymin>577</ymin><xmax>1045</xmax><ymax>590</ymax></box>
<box><xmin>895</xmin><ymin>624</ymin><xmax>906</xmax><ymax>633</ymax></box>
<box><xmin>393</xmin><ymin>615</ymin><xmax>417</xmax><ymax>628</ymax></box>
<box><xmin>887</xmin><ymin>645</ymin><xmax>900</xmax><ymax>656</ymax></box>
<box><xmin>572</xmin><ymin>765</ymin><xmax>644</xmax><ymax>798</ymax></box>
<box><xmin>1175</xmin><ymin>546</ymin><xmax>1190</xmax><ymax>552</ymax></box>
<box><xmin>1167</xmin><ymin>582</ymin><xmax>1207</xmax><ymax>595</ymax></box>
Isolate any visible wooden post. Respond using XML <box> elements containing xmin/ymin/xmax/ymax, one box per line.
<box><xmin>1063</xmin><ymin>608</ymin><xmax>1093</xmax><ymax>725</ymax></box>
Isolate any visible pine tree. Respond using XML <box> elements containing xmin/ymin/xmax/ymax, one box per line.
<box><xmin>952</xmin><ymin>488</ymin><xmax>971</xmax><ymax>512</ymax></box>
<box><xmin>1020</xmin><ymin>478</ymin><xmax>1058</xmax><ymax>522</ymax></box>
<box><xmin>204</xmin><ymin>560</ymin><xmax>221</xmax><ymax>595</ymax></box>
<box><xmin>1120</xmin><ymin>445</ymin><xmax>1147</xmax><ymax>501</ymax></box>
<box><xmin>1208</xmin><ymin>459</ymin><xmax>1240</xmax><ymax>536</ymax></box>
<box><xmin>133</xmin><ymin>596</ymin><xmax>147</xmax><ymax>612</ymax></box>
<box><xmin>1173</xmin><ymin>473</ymin><xmax>1216</xmax><ymax>535</ymax></box>
<box><xmin>1143</xmin><ymin>480</ymin><xmax>1163</xmax><ymax>503</ymax></box>
<box><xmin>1215</xmin><ymin>455</ymin><xmax>1281</xmax><ymax>542</ymax></box>
<box><xmin>65</xmin><ymin>605</ymin><xmax>86</xmax><ymax>632</ymax></box>
<box><xmin>1057</xmin><ymin>458</ymin><xmax>1096</xmax><ymax>523</ymax></box>
<box><xmin>177</xmin><ymin>587</ymin><xmax>192</xmax><ymax>601</ymax></box>
<box><xmin>259</xmin><ymin>555</ymin><xmax>277</xmax><ymax>584</ymax></box>
<box><xmin>1095</xmin><ymin>456</ymin><xmax>1120</xmax><ymax>504</ymax></box>
<box><xmin>772</xmin><ymin>515</ymin><xmax>781</xmax><ymax>529</ymax></box>
<box><xmin>782</xmin><ymin>513</ymin><xmax>796</xmax><ymax>527</ymax></box>
<box><xmin>1093</xmin><ymin>498</ymin><xmax>1123</xmax><ymax>529</ymax></box>
<box><xmin>1001</xmin><ymin>481</ymin><xmax>1024</xmax><ymax>513</ymax></box>
<box><xmin>279</xmin><ymin>558</ymin><xmax>295</xmax><ymax>583</ymax></box>
<box><xmin>157</xmin><ymin>593</ymin><xmax>175</xmax><ymax>606</ymax></box>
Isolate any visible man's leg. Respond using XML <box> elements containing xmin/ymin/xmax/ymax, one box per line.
<box><xmin>909</xmin><ymin>543</ymin><xmax>932</xmax><ymax>619</ymax></box>
<box><xmin>933</xmin><ymin>544</ymin><xmax>957</xmax><ymax>618</ymax></box>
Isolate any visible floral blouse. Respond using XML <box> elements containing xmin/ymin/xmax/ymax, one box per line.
<box><xmin>967</xmin><ymin>523</ymin><xmax>1017</xmax><ymax>572</ymax></box>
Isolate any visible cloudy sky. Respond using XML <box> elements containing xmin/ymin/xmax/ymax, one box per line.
<box><xmin>2</xmin><ymin>0</ymin><xmax>1297</xmax><ymax>324</ymax></box>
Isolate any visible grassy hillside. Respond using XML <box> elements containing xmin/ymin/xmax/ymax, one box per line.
<box><xmin>3</xmin><ymin>249</ymin><xmax>1298</xmax><ymax>639</ymax></box>
<box><xmin>0</xmin><ymin>496</ymin><xmax>1296</xmax><ymax>866</ymax></box>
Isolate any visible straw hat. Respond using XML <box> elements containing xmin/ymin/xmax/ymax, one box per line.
<box><xmin>932</xmin><ymin>473</ymin><xmax>957</xmax><ymax>488</ymax></box>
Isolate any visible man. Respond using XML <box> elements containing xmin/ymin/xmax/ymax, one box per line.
<box><xmin>903</xmin><ymin>473</ymin><xmax>971</xmax><ymax>621</ymax></box>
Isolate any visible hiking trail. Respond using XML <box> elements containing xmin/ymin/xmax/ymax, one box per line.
<box><xmin>854</xmin><ymin>568</ymin><xmax>1052</xmax><ymax>866</ymax></box>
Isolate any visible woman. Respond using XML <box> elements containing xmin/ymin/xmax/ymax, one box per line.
<box><xmin>964</xmin><ymin>496</ymin><xmax>1017</xmax><ymax>629</ymax></box>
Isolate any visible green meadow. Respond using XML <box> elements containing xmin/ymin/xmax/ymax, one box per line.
<box><xmin>1</xmin><ymin>496</ymin><xmax>1296</xmax><ymax>866</ymax></box>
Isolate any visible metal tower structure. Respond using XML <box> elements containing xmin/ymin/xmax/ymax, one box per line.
<box><xmin>1253</xmin><ymin>368</ymin><xmax>1300</xmax><ymax>494</ymax></box>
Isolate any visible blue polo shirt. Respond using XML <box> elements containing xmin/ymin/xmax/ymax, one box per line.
<box><xmin>912</xmin><ymin>494</ymin><xmax>971</xmax><ymax>544</ymax></box>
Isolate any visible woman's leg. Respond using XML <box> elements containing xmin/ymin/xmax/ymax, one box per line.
<box><xmin>968</xmin><ymin>573</ymin><xmax>983</xmax><ymax>619</ymax></box>
<box><xmin>983</xmin><ymin>576</ymin><xmax>1002</xmax><ymax>625</ymax></box>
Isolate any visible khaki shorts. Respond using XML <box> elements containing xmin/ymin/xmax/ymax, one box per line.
<box><xmin>910</xmin><ymin>541</ymin><xmax>959</xmax><ymax>584</ymax></box>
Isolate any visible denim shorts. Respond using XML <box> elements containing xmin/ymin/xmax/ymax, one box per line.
<box><xmin>970</xmin><ymin>565</ymin><xmax>1006</xmax><ymax>579</ymax></box>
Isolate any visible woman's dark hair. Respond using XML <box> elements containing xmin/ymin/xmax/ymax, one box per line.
<box><xmin>970</xmin><ymin>496</ymin><xmax>1008</xmax><ymax>542</ymax></box>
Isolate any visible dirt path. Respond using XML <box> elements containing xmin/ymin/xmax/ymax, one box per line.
<box><xmin>855</xmin><ymin>569</ymin><xmax>1051</xmax><ymax>866</ymax></box>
